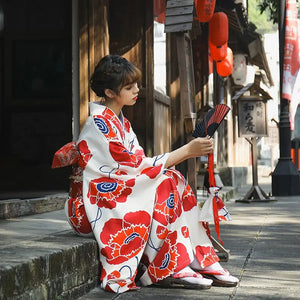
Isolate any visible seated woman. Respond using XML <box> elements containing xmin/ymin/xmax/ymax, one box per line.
<box><xmin>61</xmin><ymin>55</ymin><xmax>238</xmax><ymax>293</ymax></box>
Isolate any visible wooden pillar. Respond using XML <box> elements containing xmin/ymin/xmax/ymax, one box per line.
<box><xmin>78</xmin><ymin>0</ymin><xmax>109</xmax><ymax>130</ymax></box>
<box><xmin>176</xmin><ymin>32</ymin><xmax>197</xmax><ymax>194</ymax></box>
<box><xmin>144</xmin><ymin>0</ymin><xmax>154</xmax><ymax>157</ymax></box>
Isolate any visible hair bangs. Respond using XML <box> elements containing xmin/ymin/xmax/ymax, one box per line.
<box><xmin>120</xmin><ymin>64</ymin><xmax>142</xmax><ymax>88</ymax></box>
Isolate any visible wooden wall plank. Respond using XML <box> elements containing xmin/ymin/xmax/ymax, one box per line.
<box><xmin>144</xmin><ymin>0</ymin><xmax>154</xmax><ymax>157</ymax></box>
<box><xmin>167</xmin><ymin>0</ymin><xmax>194</xmax><ymax>8</ymax></box>
<box><xmin>165</xmin><ymin>14</ymin><xmax>194</xmax><ymax>25</ymax></box>
<box><xmin>78</xmin><ymin>0</ymin><xmax>109</xmax><ymax>129</ymax></box>
<box><xmin>78</xmin><ymin>0</ymin><xmax>90</xmax><ymax>129</ymax></box>
<box><xmin>165</xmin><ymin>23</ymin><xmax>192</xmax><ymax>33</ymax></box>
<box><xmin>166</xmin><ymin>6</ymin><xmax>193</xmax><ymax>16</ymax></box>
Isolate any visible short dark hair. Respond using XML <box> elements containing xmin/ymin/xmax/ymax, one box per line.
<box><xmin>90</xmin><ymin>55</ymin><xmax>141</xmax><ymax>97</ymax></box>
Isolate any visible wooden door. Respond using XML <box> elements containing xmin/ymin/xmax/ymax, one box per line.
<box><xmin>0</xmin><ymin>0</ymin><xmax>72</xmax><ymax>197</ymax></box>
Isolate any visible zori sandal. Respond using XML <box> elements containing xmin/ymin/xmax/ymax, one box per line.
<box><xmin>199</xmin><ymin>268</ymin><xmax>239</xmax><ymax>287</ymax></box>
<box><xmin>155</xmin><ymin>271</ymin><xmax>213</xmax><ymax>289</ymax></box>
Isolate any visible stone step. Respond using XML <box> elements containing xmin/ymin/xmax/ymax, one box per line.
<box><xmin>0</xmin><ymin>193</ymin><xmax>67</xmax><ymax>220</ymax></box>
<box><xmin>0</xmin><ymin>209</ymin><xmax>100</xmax><ymax>300</ymax></box>
<box><xmin>0</xmin><ymin>186</ymin><xmax>237</xmax><ymax>299</ymax></box>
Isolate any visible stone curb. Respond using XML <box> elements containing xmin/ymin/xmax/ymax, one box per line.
<box><xmin>0</xmin><ymin>194</ymin><xmax>67</xmax><ymax>220</ymax></box>
<box><xmin>0</xmin><ymin>231</ymin><xmax>100</xmax><ymax>300</ymax></box>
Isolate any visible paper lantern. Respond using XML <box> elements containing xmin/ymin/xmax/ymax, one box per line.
<box><xmin>209</xmin><ymin>41</ymin><xmax>227</xmax><ymax>61</ymax></box>
<box><xmin>216</xmin><ymin>47</ymin><xmax>233</xmax><ymax>77</ymax></box>
<box><xmin>209</xmin><ymin>12</ymin><xmax>228</xmax><ymax>46</ymax></box>
<box><xmin>232</xmin><ymin>54</ymin><xmax>247</xmax><ymax>85</ymax></box>
<box><xmin>195</xmin><ymin>0</ymin><xmax>216</xmax><ymax>23</ymax></box>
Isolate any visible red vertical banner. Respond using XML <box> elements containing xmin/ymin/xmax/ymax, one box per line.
<box><xmin>282</xmin><ymin>0</ymin><xmax>300</xmax><ymax>130</ymax></box>
<box><xmin>283</xmin><ymin>0</ymin><xmax>299</xmax><ymax>100</ymax></box>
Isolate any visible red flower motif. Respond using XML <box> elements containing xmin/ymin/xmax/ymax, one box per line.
<box><xmin>141</xmin><ymin>165</ymin><xmax>162</xmax><ymax>179</ymax></box>
<box><xmin>181</xmin><ymin>226</ymin><xmax>189</xmax><ymax>238</ymax></box>
<box><xmin>93</xmin><ymin>115</ymin><xmax>119</xmax><ymax>141</ymax></box>
<box><xmin>102</xmin><ymin>108</ymin><xmax>125</xmax><ymax>139</ymax></box>
<box><xmin>123</xmin><ymin>118</ymin><xmax>131</xmax><ymax>133</ymax></box>
<box><xmin>153</xmin><ymin>178</ymin><xmax>182</xmax><ymax>226</ymax></box>
<box><xmin>156</xmin><ymin>225</ymin><xmax>169</xmax><ymax>240</ymax></box>
<box><xmin>107</xmin><ymin>270</ymin><xmax>121</xmax><ymax>280</ymax></box>
<box><xmin>66</xmin><ymin>195</ymin><xmax>92</xmax><ymax>235</ymax></box>
<box><xmin>195</xmin><ymin>245</ymin><xmax>219</xmax><ymax>268</ymax></box>
<box><xmin>88</xmin><ymin>177</ymin><xmax>135</xmax><ymax>209</ymax></box>
<box><xmin>77</xmin><ymin>140</ymin><xmax>93</xmax><ymax>169</ymax></box>
<box><xmin>174</xmin><ymin>242</ymin><xmax>190</xmax><ymax>272</ymax></box>
<box><xmin>100</xmin><ymin>261</ymin><xmax>107</xmax><ymax>281</ymax></box>
<box><xmin>147</xmin><ymin>231</ymin><xmax>179</xmax><ymax>280</ymax></box>
<box><xmin>182</xmin><ymin>184</ymin><xmax>197</xmax><ymax>211</ymax></box>
<box><xmin>100</xmin><ymin>211</ymin><xmax>151</xmax><ymax>265</ymax></box>
<box><xmin>165</xmin><ymin>169</ymin><xmax>181</xmax><ymax>186</ymax></box>
<box><xmin>109</xmin><ymin>142</ymin><xmax>142</xmax><ymax>168</ymax></box>
<box><xmin>134</xmin><ymin>149</ymin><xmax>145</xmax><ymax>157</ymax></box>
<box><xmin>115</xmin><ymin>170</ymin><xmax>128</xmax><ymax>176</ymax></box>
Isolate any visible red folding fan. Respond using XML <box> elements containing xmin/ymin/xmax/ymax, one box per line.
<box><xmin>192</xmin><ymin>104</ymin><xmax>231</xmax><ymax>245</ymax></box>
<box><xmin>192</xmin><ymin>104</ymin><xmax>230</xmax><ymax>187</ymax></box>
<box><xmin>192</xmin><ymin>104</ymin><xmax>230</xmax><ymax>139</ymax></box>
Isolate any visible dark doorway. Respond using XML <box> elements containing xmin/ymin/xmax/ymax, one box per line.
<box><xmin>0</xmin><ymin>0</ymin><xmax>72</xmax><ymax>199</ymax></box>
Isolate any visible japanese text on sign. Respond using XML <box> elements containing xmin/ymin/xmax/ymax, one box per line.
<box><xmin>238</xmin><ymin>99</ymin><xmax>267</xmax><ymax>137</ymax></box>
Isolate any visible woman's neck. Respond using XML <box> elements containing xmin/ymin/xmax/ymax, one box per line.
<box><xmin>104</xmin><ymin>100</ymin><xmax>122</xmax><ymax>117</ymax></box>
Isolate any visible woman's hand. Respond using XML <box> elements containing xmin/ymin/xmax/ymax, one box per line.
<box><xmin>187</xmin><ymin>136</ymin><xmax>214</xmax><ymax>157</ymax></box>
<box><xmin>165</xmin><ymin>136</ymin><xmax>214</xmax><ymax>169</ymax></box>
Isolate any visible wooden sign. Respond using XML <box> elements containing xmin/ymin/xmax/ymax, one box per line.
<box><xmin>238</xmin><ymin>97</ymin><xmax>268</xmax><ymax>137</ymax></box>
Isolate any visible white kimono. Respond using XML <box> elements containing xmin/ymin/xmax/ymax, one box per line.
<box><xmin>76</xmin><ymin>102</ymin><xmax>219</xmax><ymax>293</ymax></box>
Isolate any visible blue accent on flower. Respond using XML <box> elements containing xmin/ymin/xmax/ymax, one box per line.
<box><xmin>94</xmin><ymin>118</ymin><xmax>109</xmax><ymax>134</ymax></box>
<box><xmin>166</xmin><ymin>193</ymin><xmax>175</xmax><ymax>209</ymax></box>
<box><xmin>159</xmin><ymin>253</ymin><xmax>170</xmax><ymax>269</ymax></box>
<box><xmin>97</xmin><ymin>181</ymin><xmax>117</xmax><ymax>192</ymax></box>
<box><xmin>124</xmin><ymin>232</ymin><xmax>140</xmax><ymax>244</ymax></box>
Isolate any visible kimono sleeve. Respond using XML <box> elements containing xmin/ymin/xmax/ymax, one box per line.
<box><xmin>77</xmin><ymin>114</ymin><xmax>171</xmax><ymax>178</ymax></box>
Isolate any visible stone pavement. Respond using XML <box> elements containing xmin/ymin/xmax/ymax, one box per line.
<box><xmin>79</xmin><ymin>183</ymin><xmax>300</xmax><ymax>300</ymax></box>
<box><xmin>1</xmin><ymin>180</ymin><xmax>300</xmax><ymax>299</ymax></box>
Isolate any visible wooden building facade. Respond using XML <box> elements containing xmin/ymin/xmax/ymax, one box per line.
<box><xmin>0</xmin><ymin>0</ymin><xmax>272</xmax><ymax>198</ymax></box>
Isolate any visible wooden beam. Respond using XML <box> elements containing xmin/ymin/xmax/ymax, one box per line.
<box><xmin>78</xmin><ymin>0</ymin><xmax>109</xmax><ymax>129</ymax></box>
<box><xmin>176</xmin><ymin>32</ymin><xmax>197</xmax><ymax>194</ymax></box>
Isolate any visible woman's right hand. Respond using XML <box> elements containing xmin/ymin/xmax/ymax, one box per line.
<box><xmin>165</xmin><ymin>136</ymin><xmax>213</xmax><ymax>169</ymax></box>
<box><xmin>187</xmin><ymin>136</ymin><xmax>214</xmax><ymax>157</ymax></box>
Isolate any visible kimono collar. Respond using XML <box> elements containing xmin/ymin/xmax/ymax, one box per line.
<box><xmin>89</xmin><ymin>101</ymin><xmax>125</xmax><ymax>130</ymax></box>
<box><xmin>89</xmin><ymin>101</ymin><xmax>106</xmax><ymax>115</ymax></box>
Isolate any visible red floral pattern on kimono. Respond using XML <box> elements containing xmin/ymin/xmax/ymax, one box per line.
<box><xmin>100</xmin><ymin>211</ymin><xmax>151</xmax><ymax>265</ymax></box>
<box><xmin>88</xmin><ymin>177</ymin><xmax>135</xmax><ymax>209</ymax></box>
<box><xmin>77</xmin><ymin>102</ymin><xmax>219</xmax><ymax>293</ymax></box>
<box><xmin>77</xmin><ymin>140</ymin><xmax>93</xmax><ymax>169</ymax></box>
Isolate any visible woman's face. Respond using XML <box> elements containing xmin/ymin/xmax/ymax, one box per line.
<box><xmin>117</xmin><ymin>82</ymin><xmax>139</xmax><ymax>107</ymax></box>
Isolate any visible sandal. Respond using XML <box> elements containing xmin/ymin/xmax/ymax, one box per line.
<box><xmin>199</xmin><ymin>268</ymin><xmax>239</xmax><ymax>287</ymax></box>
<box><xmin>155</xmin><ymin>271</ymin><xmax>212</xmax><ymax>290</ymax></box>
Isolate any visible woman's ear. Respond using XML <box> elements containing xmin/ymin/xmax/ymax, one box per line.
<box><xmin>104</xmin><ymin>89</ymin><xmax>115</xmax><ymax>99</ymax></box>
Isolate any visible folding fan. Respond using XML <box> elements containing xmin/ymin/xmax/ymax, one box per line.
<box><xmin>192</xmin><ymin>104</ymin><xmax>231</xmax><ymax>245</ymax></box>
<box><xmin>192</xmin><ymin>104</ymin><xmax>230</xmax><ymax>189</ymax></box>
<box><xmin>192</xmin><ymin>104</ymin><xmax>231</xmax><ymax>188</ymax></box>
<box><xmin>192</xmin><ymin>104</ymin><xmax>230</xmax><ymax>139</ymax></box>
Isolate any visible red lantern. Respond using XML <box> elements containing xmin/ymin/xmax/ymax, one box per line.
<box><xmin>209</xmin><ymin>41</ymin><xmax>227</xmax><ymax>61</ymax></box>
<box><xmin>154</xmin><ymin>0</ymin><xmax>166</xmax><ymax>17</ymax></box>
<box><xmin>216</xmin><ymin>47</ymin><xmax>233</xmax><ymax>77</ymax></box>
<box><xmin>209</xmin><ymin>12</ymin><xmax>228</xmax><ymax>46</ymax></box>
<box><xmin>195</xmin><ymin>0</ymin><xmax>216</xmax><ymax>23</ymax></box>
